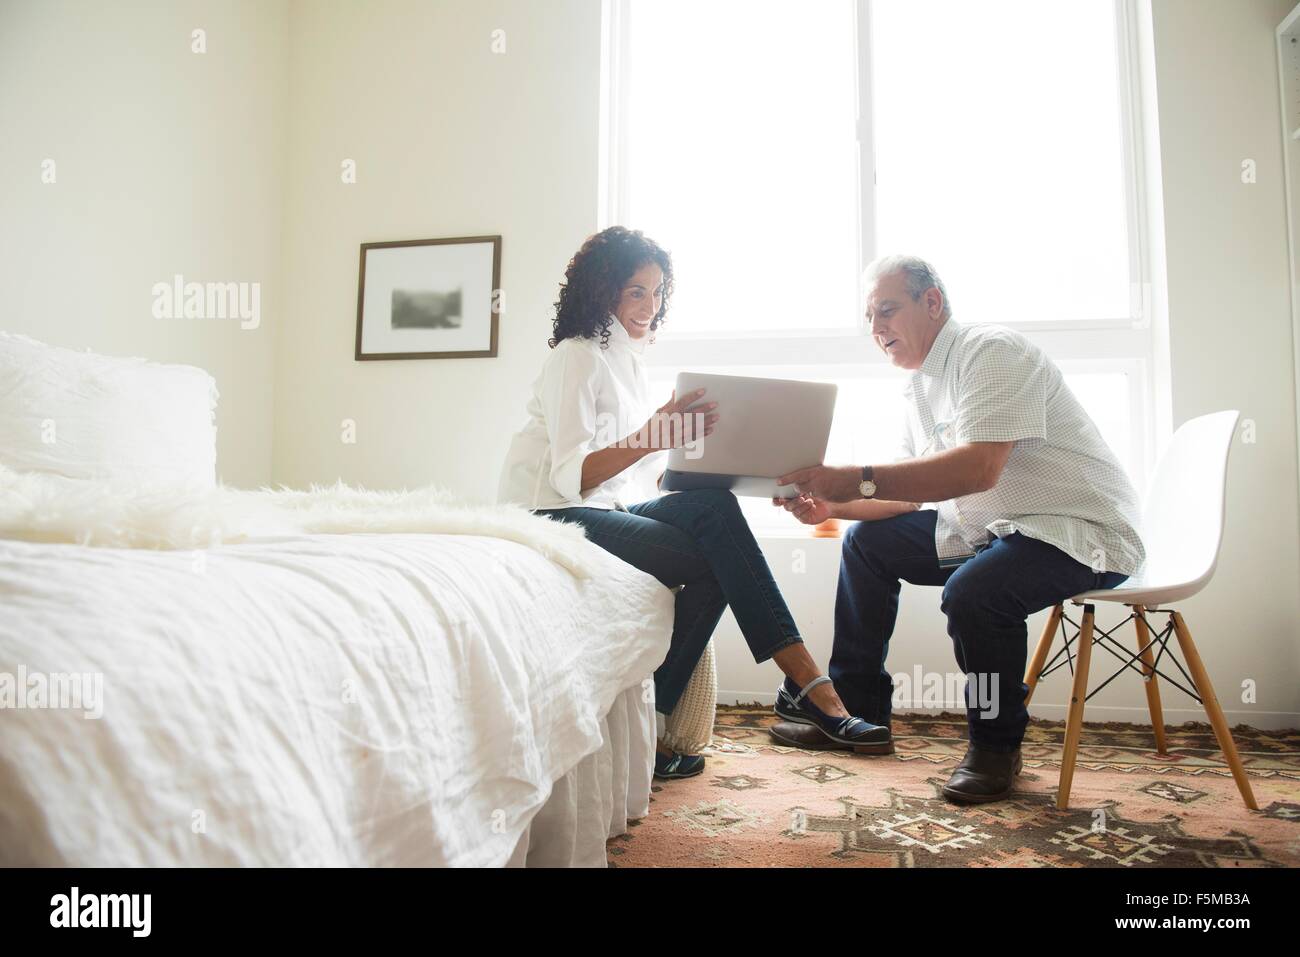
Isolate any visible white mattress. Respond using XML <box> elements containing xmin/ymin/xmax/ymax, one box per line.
<box><xmin>0</xmin><ymin>532</ymin><xmax>673</xmax><ymax>866</ymax></box>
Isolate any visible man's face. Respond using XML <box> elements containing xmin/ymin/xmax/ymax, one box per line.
<box><xmin>865</xmin><ymin>271</ymin><xmax>946</xmax><ymax>371</ymax></box>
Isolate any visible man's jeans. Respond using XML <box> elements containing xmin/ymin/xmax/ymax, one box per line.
<box><xmin>833</xmin><ymin>509</ymin><xmax>1127</xmax><ymax>752</ymax></box>
<box><xmin>537</xmin><ymin>489</ymin><xmax>801</xmax><ymax>715</ymax></box>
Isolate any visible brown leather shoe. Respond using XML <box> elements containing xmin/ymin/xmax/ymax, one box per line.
<box><xmin>941</xmin><ymin>743</ymin><xmax>1023</xmax><ymax>804</ymax></box>
<box><xmin>768</xmin><ymin>720</ymin><xmax>895</xmax><ymax>755</ymax></box>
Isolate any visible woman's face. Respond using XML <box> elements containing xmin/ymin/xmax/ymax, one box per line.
<box><xmin>613</xmin><ymin>262</ymin><xmax>664</xmax><ymax>340</ymax></box>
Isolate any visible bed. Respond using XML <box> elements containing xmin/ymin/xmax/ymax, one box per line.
<box><xmin>0</xmin><ymin>332</ymin><xmax>674</xmax><ymax>867</ymax></box>
<box><xmin>0</xmin><ymin>528</ymin><xmax>673</xmax><ymax>866</ymax></box>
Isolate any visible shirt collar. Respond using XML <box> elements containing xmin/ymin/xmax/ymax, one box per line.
<box><xmin>606</xmin><ymin>315</ymin><xmax>649</xmax><ymax>356</ymax></box>
<box><xmin>918</xmin><ymin>318</ymin><xmax>958</xmax><ymax>378</ymax></box>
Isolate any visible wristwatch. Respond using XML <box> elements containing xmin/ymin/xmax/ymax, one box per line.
<box><xmin>859</xmin><ymin>466</ymin><xmax>877</xmax><ymax>499</ymax></box>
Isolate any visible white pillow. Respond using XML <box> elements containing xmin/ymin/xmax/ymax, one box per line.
<box><xmin>0</xmin><ymin>332</ymin><xmax>218</xmax><ymax>489</ymax></box>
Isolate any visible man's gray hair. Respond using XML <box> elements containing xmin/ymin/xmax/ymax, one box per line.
<box><xmin>863</xmin><ymin>254</ymin><xmax>952</xmax><ymax>320</ymax></box>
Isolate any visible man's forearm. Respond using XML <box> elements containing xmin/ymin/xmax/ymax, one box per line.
<box><xmin>781</xmin><ymin>442</ymin><xmax>1012</xmax><ymax>504</ymax></box>
<box><xmin>830</xmin><ymin>499</ymin><xmax>920</xmax><ymax>522</ymax></box>
<box><xmin>870</xmin><ymin>444</ymin><xmax>1007</xmax><ymax>502</ymax></box>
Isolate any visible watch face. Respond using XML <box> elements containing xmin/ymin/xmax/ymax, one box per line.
<box><xmin>859</xmin><ymin>480</ymin><xmax>877</xmax><ymax>498</ymax></box>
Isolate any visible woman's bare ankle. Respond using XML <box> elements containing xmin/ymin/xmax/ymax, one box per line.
<box><xmin>807</xmin><ymin>682</ymin><xmax>850</xmax><ymax>718</ymax></box>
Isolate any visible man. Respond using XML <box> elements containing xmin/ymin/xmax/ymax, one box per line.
<box><xmin>774</xmin><ymin>255</ymin><xmax>1143</xmax><ymax>803</ymax></box>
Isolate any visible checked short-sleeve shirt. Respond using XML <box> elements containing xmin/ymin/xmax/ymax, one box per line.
<box><xmin>900</xmin><ymin>320</ymin><xmax>1144</xmax><ymax>576</ymax></box>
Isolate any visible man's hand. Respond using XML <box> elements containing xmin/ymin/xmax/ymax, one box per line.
<box><xmin>778</xmin><ymin>465</ymin><xmax>863</xmax><ymax>503</ymax></box>
<box><xmin>772</xmin><ymin>492</ymin><xmax>835</xmax><ymax>525</ymax></box>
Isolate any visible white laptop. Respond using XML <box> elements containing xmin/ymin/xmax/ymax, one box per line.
<box><xmin>660</xmin><ymin>372</ymin><xmax>838</xmax><ymax>498</ymax></box>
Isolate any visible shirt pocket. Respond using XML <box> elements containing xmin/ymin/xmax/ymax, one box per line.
<box><xmin>921</xmin><ymin>419</ymin><xmax>956</xmax><ymax>456</ymax></box>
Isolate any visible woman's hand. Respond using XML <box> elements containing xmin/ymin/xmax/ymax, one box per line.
<box><xmin>579</xmin><ymin>391</ymin><xmax>717</xmax><ymax>494</ymax></box>
<box><xmin>772</xmin><ymin>492</ymin><xmax>835</xmax><ymax>525</ymax></box>
<box><xmin>636</xmin><ymin>389</ymin><xmax>719</xmax><ymax>451</ymax></box>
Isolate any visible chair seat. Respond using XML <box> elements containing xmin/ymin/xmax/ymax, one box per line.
<box><xmin>1072</xmin><ymin>577</ymin><xmax>1208</xmax><ymax>606</ymax></box>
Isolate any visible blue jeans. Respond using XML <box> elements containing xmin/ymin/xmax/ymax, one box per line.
<box><xmin>536</xmin><ymin>489</ymin><xmax>801</xmax><ymax>715</ymax></box>
<box><xmin>833</xmin><ymin>509</ymin><xmax>1127</xmax><ymax>752</ymax></box>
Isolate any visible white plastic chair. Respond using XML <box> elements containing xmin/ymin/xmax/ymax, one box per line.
<box><xmin>1024</xmin><ymin>410</ymin><xmax>1257</xmax><ymax>811</ymax></box>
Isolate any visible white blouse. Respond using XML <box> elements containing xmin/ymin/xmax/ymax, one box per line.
<box><xmin>497</xmin><ymin>318</ymin><xmax>666</xmax><ymax>511</ymax></box>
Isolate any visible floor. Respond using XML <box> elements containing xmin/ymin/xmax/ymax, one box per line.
<box><xmin>608</xmin><ymin>707</ymin><xmax>1300</xmax><ymax>867</ymax></box>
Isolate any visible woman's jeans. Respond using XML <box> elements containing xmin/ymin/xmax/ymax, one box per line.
<box><xmin>536</xmin><ymin>489</ymin><xmax>801</xmax><ymax>715</ymax></box>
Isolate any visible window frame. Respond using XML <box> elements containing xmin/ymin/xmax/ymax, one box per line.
<box><xmin>600</xmin><ymin>0</ymin><xmax>1160</xmax><ymax>496</ymax></box>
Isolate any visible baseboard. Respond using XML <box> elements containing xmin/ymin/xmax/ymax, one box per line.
<box><xmin>716</xmin><ymin>690</ymin><xmax>1300</xmax><ymax>731</ymax></box>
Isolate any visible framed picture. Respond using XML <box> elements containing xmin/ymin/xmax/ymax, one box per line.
<box><xmin>354</xmin><ymin>235</ymin><xmax>501</xmax><ymax>360</ymax></box>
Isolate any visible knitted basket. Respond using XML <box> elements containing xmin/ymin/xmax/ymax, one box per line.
<box><xmin>659</xmin><ymin>639</ymin><xmax>717</xmax><ymax>755</ymax></box>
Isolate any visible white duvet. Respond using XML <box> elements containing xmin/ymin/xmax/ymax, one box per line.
<box><xmin>0</xmin><ymin>525</ymin><xmax>673</xmax><ymax>866</ymax></box>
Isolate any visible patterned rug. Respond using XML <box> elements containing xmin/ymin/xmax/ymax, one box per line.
<box><xmin>607</xmin><ymin>707</ymin><xmax>1300</xmax><ymax>868</ymax></box>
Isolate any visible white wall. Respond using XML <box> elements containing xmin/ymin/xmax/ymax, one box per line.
<box><xmin>1145</xmin><ymin>0</ymin><xmax>1300</xmax><ymax>723</ymax></box>
<box><xmin>272</xmin><ymin>0</ymin><xmax>603</xmax><ymax>495</ymax></box>
<box><xmin>0</xmin><ymin>0</ymin><xmax>287</xmax><ymax>488</ymax></box>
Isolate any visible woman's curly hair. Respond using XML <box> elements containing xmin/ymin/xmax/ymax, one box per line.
<box><xmin>550</xmin><ymin>226</ymin><xmax>674</xmax><ymax>349</ymax></box>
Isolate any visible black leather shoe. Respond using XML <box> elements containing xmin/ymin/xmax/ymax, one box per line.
<box><xmin>941</xmin><ymin>743</ymin><xmax>1023</xmax><ymax>804</ymax></box>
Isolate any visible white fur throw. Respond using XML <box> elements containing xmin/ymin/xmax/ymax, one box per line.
<box><xmin>0</xmin><ymin>463</ymin><xmax>601</xmax><ymax>578</ymax></box>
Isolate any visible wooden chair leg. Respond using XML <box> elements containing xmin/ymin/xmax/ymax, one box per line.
<box><xmin>1024</xmin><ymin>604</ymin><xmax>1062</xmax><ymax>706</ymax></box>
<box><xmin>1171</xmin><ymin>612</ymin><xmax>1258</xmax><ymax>811</ymax></box>
<box><xmin>1132</xmin><ymin>605</ymin><xmax>1167</xmax><ymax>754</ymax></box>
<box><xmin>1057</xmin><ymin>603</ymin><xmax>1094</xmax><ymax>810</ymax></box>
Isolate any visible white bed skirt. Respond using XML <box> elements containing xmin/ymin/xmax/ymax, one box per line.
<box><xmin>508</xmin><ymin>683</ymin><xmax>655</xmax><ymax>867</ymax></box>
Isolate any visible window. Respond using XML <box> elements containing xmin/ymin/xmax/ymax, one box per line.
<box><xmin>604</xmin><ymin>0</ymin><xmax>1156</xmax><ymax>533</ymax></box>
<box><xmin>619</xmin><ymin>0</ymin><xmax>861</xmax><ymax>335</ymax></box>
<box><xmin>871</xmin><ymin>0</ymin><xmax>1135</xmax><ymax>325</ymax></box>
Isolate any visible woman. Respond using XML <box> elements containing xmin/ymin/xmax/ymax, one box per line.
<box><xmin>498</xmin><ymin>226</ymin><xmax>887</xmax><ymax>779</ymax></box>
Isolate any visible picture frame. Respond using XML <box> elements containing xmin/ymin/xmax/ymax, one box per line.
<box><xmin>354</xmin><ymin>235</ymin><xmax>501</xmax><ymax>360</ymax></box>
